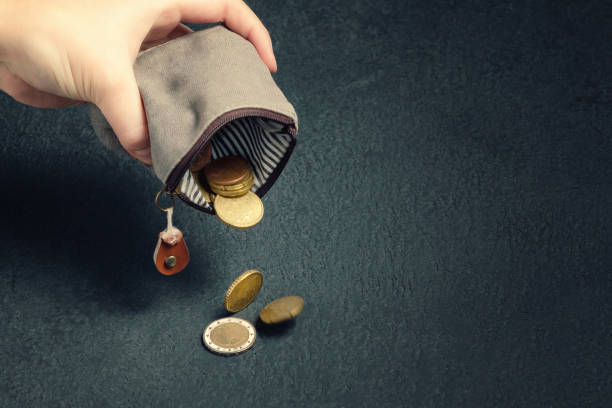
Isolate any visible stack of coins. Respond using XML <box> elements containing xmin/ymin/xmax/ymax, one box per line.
<box><xmin>200</xmin><ymin>155</ymin><xmax>264</xmax><ymax>229</ymax></box>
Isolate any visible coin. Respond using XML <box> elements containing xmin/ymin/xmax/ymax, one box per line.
<box><xmin>214</xmin><ymin>191</ymin><xmax>264</xmax><ymax>229</ymax></box>
<box><xmin>205</xmin><ymin>155</ymin><xmax>250</xmax><ymax>186</ymax></box>
<box><xmin>209</xmin><ymin>171</ymin><xmax>254</xmax><ymax>197</ymax></box>
<box><xmin>259</xmin><ymin>296</ymin><xmax>305</xmax><ymax>324</ymax></box>
<box><xmin>189</xmin><ymin>144</ymin><xmax>212</xmax><ymax>172</ymax></box>
<box><xmin>224</xmin><ymin>269</ymin><xmax>263</xmax><ymax>313</ymax></box>
<box><xmin>202</xmin><ymin>317</ymin><xmax>256</xmax><ymax>356</ymax></box>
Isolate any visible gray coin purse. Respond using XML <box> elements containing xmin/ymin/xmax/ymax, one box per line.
<box><xmin>89</xmin><ymin>25</ymin><xmax>298</xmax><ymax>214</ymax></box>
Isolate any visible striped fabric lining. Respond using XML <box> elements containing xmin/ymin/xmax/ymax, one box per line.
<box><xmin>180</xmin><ymin>117</ymin><xmax>293</xmax><ymax>212</ymax></box>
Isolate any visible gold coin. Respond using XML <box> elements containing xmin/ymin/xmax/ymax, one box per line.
<box><xmin>202</xmin><ymin>317</ymin><xmax>256</xmax><ymax>356</ymax></box>
<box><xmin>209</xmin><ymin>171</ymin><xmax>254</xmax><ymax>197</ymax></box>
<box><xmin>224</xmin><ymin>269</ymin><xmax>263</xmax><ymax>313</ymax></box>
<box><xmin>214</xmin><ymin>191</ymin><xmax>264</xmax><ymax>229</ymax></box>
<box><xmin>259</xmin><ymin>296</ymin><xmax>305</xmax><ymax>324</ymax></box>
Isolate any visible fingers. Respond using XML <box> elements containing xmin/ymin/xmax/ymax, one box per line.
<box><xmin>166</xmin><ymin>22</ymin><xmax>195</xmax><ymax>40</ymax></box>
<box><xmin>94</xmin><ymin>66</ymin><xmax>152</xmax><ymax>164</ymax></box>
<box><xmin>0</xmin><ymin>63</ymin><xmax>84</xmax><ymax>108</ymax></box>
<box><xmin>176</xmin><ymin>0</ymin><xmax>277</xmax><ymax>72</ymax></box>
<box><xmin>141</xmin><ymin>23</ymin><xmax>194</xmax><ymax>52</ymax></box>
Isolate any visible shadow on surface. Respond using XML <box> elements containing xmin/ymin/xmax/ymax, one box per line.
<box><xmin>1</xmin><ymin>155</ymin><xmax>213</xmax><ymax>313</ymax></box>
<box><xmin>255</xmin><ymin>317</ymin><xmax>297</xmax><ymax>337</ymax></box>
<box><xmin>212</xmin><ymin>306</ymin><xmax>232</xmax><ymax>320</ymax></box>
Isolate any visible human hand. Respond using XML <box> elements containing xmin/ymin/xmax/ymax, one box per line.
<box><xmin>0</xmin><ymin>0</ymin><xmax>277</xmax><ymax>164</ymax></box>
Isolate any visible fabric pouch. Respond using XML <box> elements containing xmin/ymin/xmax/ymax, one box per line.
<box><xmin>89</xmin><ymin>25</ymin><xmax>298</xmax><ymax>214</ymax></box>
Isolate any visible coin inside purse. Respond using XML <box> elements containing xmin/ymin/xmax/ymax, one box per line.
<box><xmin>176</xmin><ymin>116</ymin><xmax>296</xmax><ymax>214</ymax></box>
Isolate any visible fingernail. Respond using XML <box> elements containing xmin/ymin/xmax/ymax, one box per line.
<box><xmin>133</xmin><ymin>147</ymin><xmax>151</xmax><ymax>158</ymax></box>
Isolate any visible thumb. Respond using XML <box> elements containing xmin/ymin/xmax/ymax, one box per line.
<box><xmin>95</xmin><ymin>67</ymin><xmax>152</xmax><ymax>165</ymax></box>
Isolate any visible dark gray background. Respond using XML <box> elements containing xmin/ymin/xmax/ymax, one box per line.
<box><xmin>1</xmin><ymin>1</ymin><xmax>611</xmax><ymax>406</ymax></box>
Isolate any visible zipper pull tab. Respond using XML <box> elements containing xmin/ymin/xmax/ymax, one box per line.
<box><xmin>153</xmin><ymin>189</ymin><xmax>190</xmax><ymax>275</ymax></box>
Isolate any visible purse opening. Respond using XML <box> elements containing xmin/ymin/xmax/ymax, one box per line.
<box><xmin>177</xmin><ymin>116</ymin><xmax>295</xmax><ymax>213</ymax></box>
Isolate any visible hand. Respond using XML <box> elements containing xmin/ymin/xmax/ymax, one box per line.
<box><xmin>0</xmin><ymin>0</ymin><xmax>277</xmax><ymax>164</ymax></box>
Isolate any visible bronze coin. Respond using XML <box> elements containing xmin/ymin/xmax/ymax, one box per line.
<box><xmin>204</xmin><ymin>155</ymin><xmax>250</xmax><ymax>186</ymax></box>
<box><xmin>209</xmin><ymin>171</ymin><xmax>254</xmax><ymax>197</ymax></box>
<box><xmin>259</xmin><ymin>296</ymin><xmax>304</xmax><ymax>324</ymax></box>
<box><xmin>189</xmin><ymin>144</ymin><xmax>212</xmax><ymax>172</ymax></box>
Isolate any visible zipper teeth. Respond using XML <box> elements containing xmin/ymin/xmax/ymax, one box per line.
<box><xmin>166</xmin><ymin>108</ymin><xmax>296</xmax><ymax>191</ymax></box>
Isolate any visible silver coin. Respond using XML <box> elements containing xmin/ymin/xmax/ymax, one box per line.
<box><xmin>202</xmin><ymin>317</ymin><xmax>256</xmax><ymax>356</ymax></box>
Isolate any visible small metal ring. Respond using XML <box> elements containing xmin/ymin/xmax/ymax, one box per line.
<box><xmin>155</xmin><ymin>189</ymin><xmax>175</xmax><ymax>212</ymax></box>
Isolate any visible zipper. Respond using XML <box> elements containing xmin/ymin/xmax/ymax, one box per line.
<box><xmin>166</xmin><ymin>108</ymin><xmax>297</xmax><ymax>193</ymax></box>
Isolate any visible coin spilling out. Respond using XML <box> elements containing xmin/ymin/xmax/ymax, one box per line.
<box><xmin>259</xmin><ymin>296</ymin><xmax>305</xmax><ymax>325</ymax></box>
<box><xmin>209</xmin><ymin>171</ymin><xmax>254</xmax><ymax>197</ymax></box>
<box><xmin>214</xmin><ymin>192</ymin><xmax>264</xmax><ymax>229</ymax></box>
<box><xmin>203</xmin><ymin>317</ymin><xmax>256</xmax><ymax>356</ymax></box>
<box><xmin>193</xmin><ymin>155</ymin><xmax>264</xmax><ymax>229</ymax></box>
<box><xmin>225</xmin><ymin>269</ymin><xmax>264</xmax><ymax>313</ymax></box>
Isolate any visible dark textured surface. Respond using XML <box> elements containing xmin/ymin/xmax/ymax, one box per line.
<box><xmin>1</xmin><ymin>1</ymin><xmax>611</xmax><ymax>407</ymax></box>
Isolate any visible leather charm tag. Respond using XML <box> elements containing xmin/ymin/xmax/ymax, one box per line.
<box><xmin>154</xmin><ymin>190</ymin><xmax>189</xmax><ymax>275</ymax></box>
<box><xmin>153</xmin><ymin>227</ymin><xmax>189</xmax><ymax>275</ymax></box>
